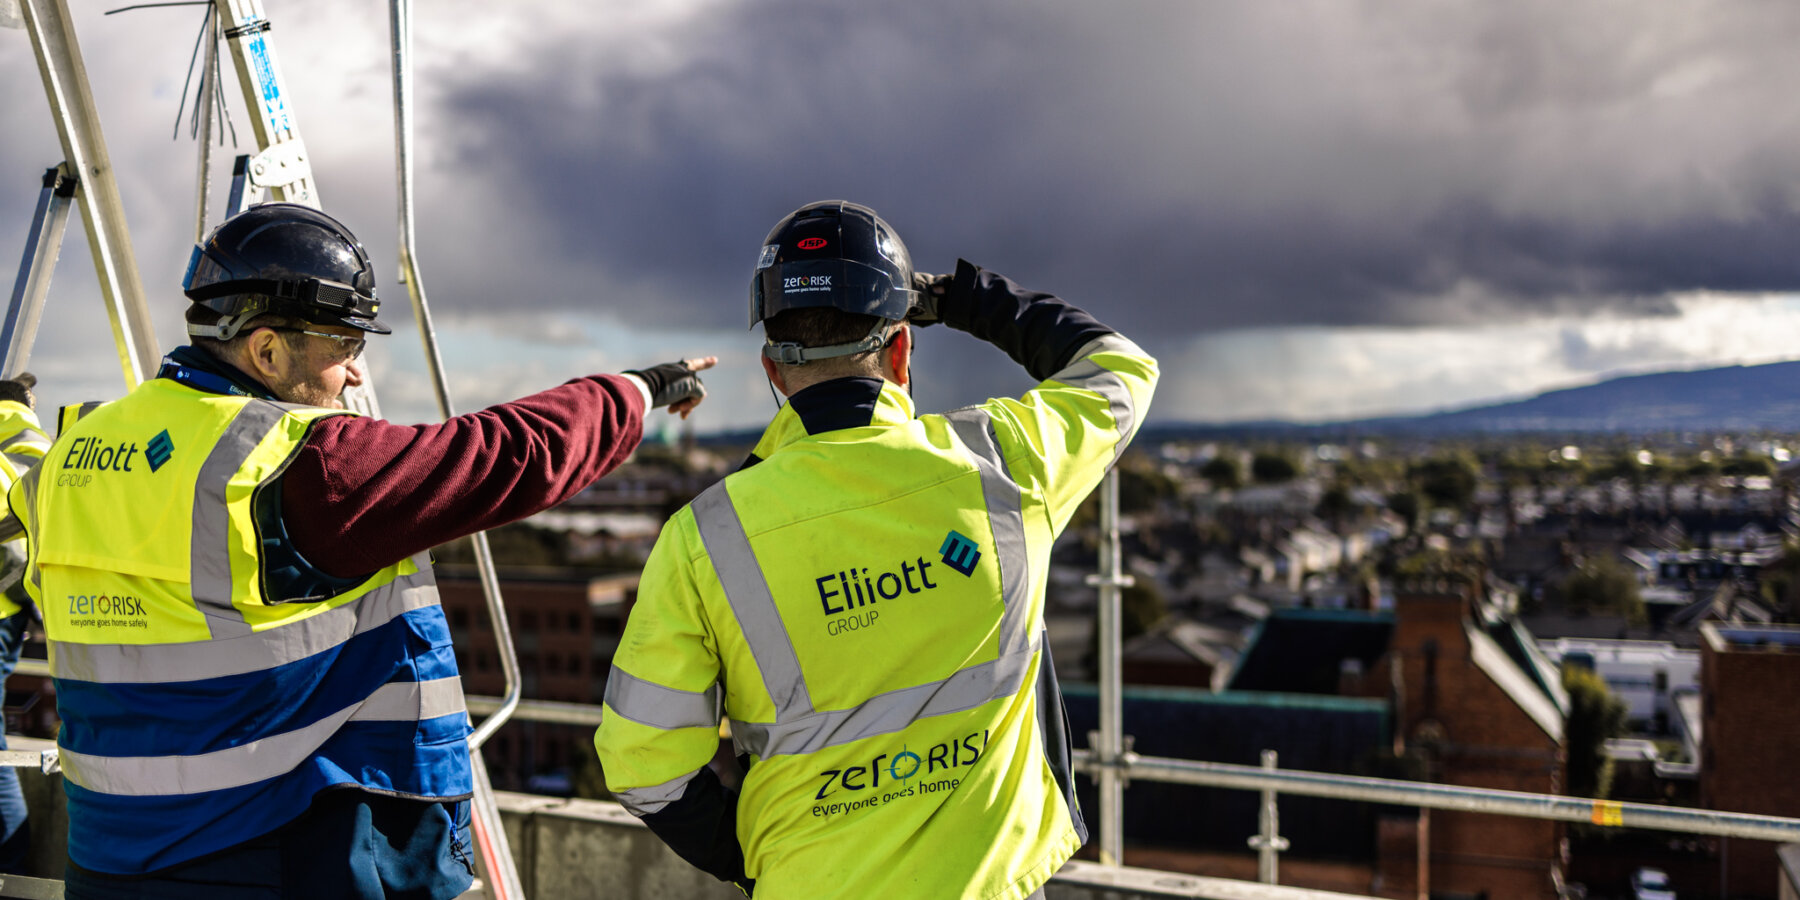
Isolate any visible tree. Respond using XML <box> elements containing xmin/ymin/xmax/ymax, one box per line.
<box><xmin>1685</xmin><ymin>457</ymin><xmax>1720</xmax><ymax>480</ymax></box>
<box><xmin>1558</xmin><ymin>556</ymin><xmax>1645</xmax><ymax>623</ymax></box>
<box><xmin>1759</xmin><ymin>538</ymin><xmax>1800</xmax><ymax>623</ymax></box>
<box><xmin>1410</xmin><ymin>454</ymin><xmax>1479</xmax><ymax>510</ymax></box>
<box><xmin>1250</xmin><ymin>452</ymin><xmax>1297</xmax><ymax>484</ymax></box>
<box><xmin>1121</xmin><ymin>580</ymin><xmax>1168</xmax><ymax>638</ymax></box>
<box><xmin>1387</xmin><ymin>490</ymin><xmax>1421</xmax><ymax>533</ymax></box>
<box><xmin>1200</xmin><ymin>455</ymin><xmax>1241</xmax><ymax>490</ymax></box>
<box><xmin>1317</xmin><ymin>482</ymin><xmax>1355</xmax><ymax>524</ymax></box>
<box><xmin>1081</xmin><ymin>579</ymin><xmax>1169</xmax><ymax>678</ymax></box>
<box><xmin>1562</xmin><ymin>665</ymin><xmax>1628</xmax><ymax>798</ymax></box>
<box><xmin>1118</xmin><ymin>458</ymin><xmax>1180</xmax><ymax>513</ymax></box>
<box><xmin>1720</xmin><ymin>455</ymin><xmax>1775</xmax><ymax>478</ymax></box>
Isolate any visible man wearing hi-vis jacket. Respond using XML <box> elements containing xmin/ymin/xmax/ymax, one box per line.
<box><xmin>596</xmin><ymin>200</ymin><xmax>1158</xmax><ymax>898</ymax></box>
<box><xmin>5</xmin><ymin>203</ymin><xmax>713</xmax><ymax>899</ymax></box>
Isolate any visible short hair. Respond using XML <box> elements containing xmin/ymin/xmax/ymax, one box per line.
<box><xmin>762</xmin><ymin>308</ymin><xmax>894</xmax><ymax>379</ymax></box>
<box><xmin>185</xmin><ymin>299</ymin><xmax>309</xmax><ymax>357</ymax></box>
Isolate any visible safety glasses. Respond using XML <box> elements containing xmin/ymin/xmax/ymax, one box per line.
<box><xmin>267</xmin><ymin>326</ymin><xmax>366</xmax><ymax>361</ymax></box>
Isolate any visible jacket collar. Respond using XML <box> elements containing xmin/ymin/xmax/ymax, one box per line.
<box><xmin>741</xmin><ymin>377</ymin><xmax>916</xmax><ymax>468</ymax></box>
<box><xmin>157</xmin><ymin>345</ymin><xmax>280</xmax><ymax>400</ymax></box>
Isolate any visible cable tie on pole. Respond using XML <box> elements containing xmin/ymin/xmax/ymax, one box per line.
<box><xmin>223</xmin><ymin>19</ymin><xmax>270</xmax><ymax>39</ymax></box>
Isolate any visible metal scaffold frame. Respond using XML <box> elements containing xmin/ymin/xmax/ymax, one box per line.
<box><xmin>7</xmin><ymin>1</ymin><xmax>528</xmax><ymax>896</ymax></box>
<box><xmin>16</xmin><ymin>0</ymin><xmax>159</xmax><ymax>386</ymax></box>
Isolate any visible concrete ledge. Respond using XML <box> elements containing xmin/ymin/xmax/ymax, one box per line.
<box><xmin>2</xmin><ymin>761</ymin><xmax>1378</xmax><ymax>900</ymax></box>
<box><xmin>493</xmin><ymin>793</ymin><xmax>1378</xmax><ymax>900</ymax></box>
<box><xmin>1049</xmin><ymin>860</ymin><xmax>1379</xmax><ymax>899</ymax></box>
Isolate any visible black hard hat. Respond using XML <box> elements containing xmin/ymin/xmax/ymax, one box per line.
<box><xmin>183</xmin><ymin>203</ymin><xmax>388</xmax><ymax>338</ymax></box>
<box><xmin>749</xmin><ymin>200</ymin><xmax>917</xmax><ymax>328</ymax></box>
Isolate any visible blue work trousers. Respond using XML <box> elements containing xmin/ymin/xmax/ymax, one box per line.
<box><xmin>0</xmin><ymin>608</ymin><xmax>32</xmax><ymax>874</ymax></box>
<box><xmin>62</xmin><ymin>789</ymin><xmax>473</xmax><ymax>900</ymax></box>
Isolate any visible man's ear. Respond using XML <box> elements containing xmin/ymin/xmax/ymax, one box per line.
<box><xmin>240</xmin><ymin>327</ymin><xmax>291</xmax><ymax>382</ymax></box>
<box><xmin>760</xmin><ymin>354</ymin><xmax>789</xmax><ymax>396</ymax></box>
<box><xmin>884</xmin><ymin>326</ymin><xmax>911</xmax><ymax>388</ymax></box>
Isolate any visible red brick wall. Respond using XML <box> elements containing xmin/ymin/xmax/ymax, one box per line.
<box><xmin>1387</xmin><ymin>589</ymin><xmax>1565</xmax><ymax>900</ymax></box>
<box><xmin>1700</xmin><ymin>629</ymin><xmax>1800</xmax><ymax>898</ymax></box>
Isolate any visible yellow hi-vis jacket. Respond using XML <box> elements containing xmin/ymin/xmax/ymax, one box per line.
<box><xmin>597</xmin><ymin>332</ymin><xmax>1157</xmax><ymax>899</ymax></box>
<box><xmin>0</xmin><ymin>401</ymin><xmax>50</xmax><ymax>618</ymax></box>
<box><xmin>8</xmin><ymin>379</ymin><xmax>471</xmax><ymax>873</ymax></box>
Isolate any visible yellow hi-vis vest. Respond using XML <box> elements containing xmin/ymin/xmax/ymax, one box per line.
<box><xmin>0</xmin><ymin>401</ymin><xmax>50</xmax><ymax>619</ymax></box>
<box><xmin>598</xmin><ymin>334</ymin><xmax>1158</xmax><ymax>899</ymax></box>
<box><xmin>8</xmin><ymin>378</ymin><xmax>471</xmax><ymax>874</ymax></box>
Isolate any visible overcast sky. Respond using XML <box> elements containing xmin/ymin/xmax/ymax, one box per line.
<box><xmin>6</xmin><ymin>0</ymin><xmax>1800</xmax><ymax>434</ymax></box>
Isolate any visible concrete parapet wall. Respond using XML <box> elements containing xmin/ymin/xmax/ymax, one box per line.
<box><xmin>491</xmin><ymin>794</ymin><xmax>1379</xmax><ymax>900</ymax></box>
<box><xmin>5</xmin><ymin>751</ymin><xmax>1374</xmax><ymax>900</ymax></box>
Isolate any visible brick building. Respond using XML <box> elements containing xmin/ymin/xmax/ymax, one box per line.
<box><xmin>1371</xmin><ymin>583</ymin><xmax>1568</xmax><ymax>899</ymax></box>
<box><xmin>1220</xmin><ymin>581</ymin><xmax>1570</xmax><ymax>898</ymax></box>
<box><xmin>1700</xmin><ymin>622</ymin><xmax>1800</xmax><ymax>898</ymax></box>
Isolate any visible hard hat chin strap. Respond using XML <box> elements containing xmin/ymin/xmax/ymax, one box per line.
<box><xmin>764</xmin><ymin>318</ymin><xmax>897</xmax><ymax>366</ymax></box>
<box><xmin>186</xmin><ymin>310</ymin><xmax>258</xmax><ymax>342</ymax></box>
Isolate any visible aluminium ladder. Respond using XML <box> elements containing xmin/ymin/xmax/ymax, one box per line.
<box><xmin>7</xmin><ymin>1</ymin><xmax>529</xmax><ymax>896</ymax></box>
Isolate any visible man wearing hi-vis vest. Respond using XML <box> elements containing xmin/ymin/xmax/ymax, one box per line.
<box><xmin>0</xmin><ymin>373</ymin><xmax>49</xmax><ymax>873</ymax></box>
<box><xmin>595</xmin><ymin>200</ymin><xmax>1159</xmax><ymax>899</ymax></box>
<box><xmin>2</xmin><ymin>203</ymin><xmax>714</xmax><ymax>899</ymax></box>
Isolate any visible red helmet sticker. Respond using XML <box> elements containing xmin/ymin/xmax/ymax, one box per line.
<box><xmin>797</xmin><ymin>237</ymin><xmax>828</xmax><ymax>250</ymax></box>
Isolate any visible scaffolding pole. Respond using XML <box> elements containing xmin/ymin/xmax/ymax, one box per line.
<box><xmin>1085</xmin><ymin>469</ymin><xmax>1134</xmax><ymax>865</ymax></box>
<box><xmin>19</xmin><ymin>0</ymin><xmax>158</xmax><ymax>385</ymax></box>
<box><xmin>1072</xmin><ymin>751</ymin><xmax>1800</xmax><ymax>845</ymax></box>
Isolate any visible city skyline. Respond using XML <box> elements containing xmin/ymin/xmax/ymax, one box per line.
<box><xmin>7</xmin><ymin>1</ymin><xmax>1800</xmax><ymax>431</ymax></box>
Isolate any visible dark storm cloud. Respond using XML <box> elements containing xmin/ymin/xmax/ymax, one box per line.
<box><xmin>413</xmin><ymin>0</ymin><xmax>1800</xmax><ymax>339</ymax></box>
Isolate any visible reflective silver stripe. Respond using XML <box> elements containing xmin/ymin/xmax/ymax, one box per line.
<box><xmin>348</xmin><ymin>676</ymin><xmax>466</xmax><ymax>722</ymax></box>
<box><xmin>50</xmin><ymin>568</ymin><xmax>441</xmax><ymax>683</ymax></box>
<box><xmin>721</xmin><ymin>408</ymin><xmax>1038</xmax><ymax>759</ymax></box>
<box><xmin>604</xmin><ymin>665</ymin><xmax>720</xmax><ymax>730</ymax></box>
<box><xmin>15</xmin><ymin>465</ymin><xmax>42</xmax><ymax>594</ymax></box>
<box><xmin>1</xmin><ymin>451</ymin><xmax>41</xmax><ymax>475</ymax></box>
<box><xmin>1049</xmin><ymin>334</ymin><xmax>1144</xmax><ymax>464</ymax></box>
<box><xmin>0</xmin><ymin>428</ymin><xmax>50</xmax><ymax>455</ymax></box>
<box><xmin>614</xmin><ymin>767</ymin><xmax>703</xmax><ymax>816</ymax></box>
<box><xmin>60</xmin><ymin>674</ymin><xmax>458</xmax><ymax>797</ymax></box>
<box><xmin>691</xmin><ymin>483</ymin><xmax>813</xmax><ymax>717</ymax></box>
<box><xmin>731</xmin><ymin>638</ymin><xmax>1039</xmax><ymax>758</ymax></box>
<box><xmin>944</xmin><ymin>408</ymin><xmax>1033</xmax><ymax>672</ymax></box>
<box><xmin>192</xmin><ymin>401</ymin><xmax>294</xmax><ymax>639</ymax></box>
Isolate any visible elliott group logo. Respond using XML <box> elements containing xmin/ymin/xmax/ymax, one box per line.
<box><xmin>813</xmin><ymin>531</ymin><xmax>984</xmax><ymax>637</ymax></box>
<box><xmin>146</xmin><ymin>430</ymin><xmax>174</xmax><ymax>472</ymax></box>
<box><xmin>58</xmin><ymin>429</ymin><xmax>172</xmax><ymax>486</ymax></box>
<box><xmin>939</xmin><ymin>530</ymin><xmax>981</xmax><ymax>576</ymax></box>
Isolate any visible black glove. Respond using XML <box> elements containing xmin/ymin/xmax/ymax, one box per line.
<box><xmin>627</xmin><ymin>360</ymin><xmax>707</xmax><ymax>409</ymax></box>
<box><xmin>0</xmin><ymin>372</ymin><xmax>36</xmax><ymax>410</ymax></box>
<box><xmin>908</xmin><ymin>272</ymin><xmax>952</xmax><ymax>326</ymax></box>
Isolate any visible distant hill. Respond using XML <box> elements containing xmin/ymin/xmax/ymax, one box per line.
<box><xmin>1142</xmin><ymin>359</ymin><xmax>1800</xmax><ymax>439</ymax></box>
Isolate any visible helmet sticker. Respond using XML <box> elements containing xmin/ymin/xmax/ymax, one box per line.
<box><xmin>797</xmin><ymin>237</ymin><xmax>828</xmax><ymax>250</ymax></box>
<box><xmin>757</xmin><ymin>244</ymin><xmax>780</xmax><ymax>270</ymax></box>
<box><xmin>783</xmin><ymin>274</ymin><xmax>832</xmax><ymax>295</ymax></box>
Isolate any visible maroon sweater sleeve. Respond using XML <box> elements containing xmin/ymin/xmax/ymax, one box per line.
<box><xmin>282</xmin><ymin>374</ymin><xmax>646</xmax><ymax>578</ymax></box>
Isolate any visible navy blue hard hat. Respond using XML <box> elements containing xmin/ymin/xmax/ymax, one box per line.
<box><xmin>183</xmin><ymin>203</ymin><xmax>388</xmax><ymax>335</ymax></box>
<box><xmin>749</xmin><ymin>200</ymin><xmax>917</xmax><ymax>329</ymax></box>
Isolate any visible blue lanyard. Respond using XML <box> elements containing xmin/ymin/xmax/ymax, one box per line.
<box><xmin>157</xmin><ymin>360</ymin><xmax>265</xmax><ymax>399</ymax></box>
